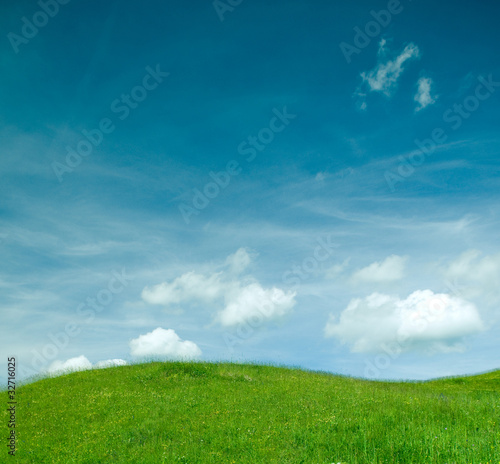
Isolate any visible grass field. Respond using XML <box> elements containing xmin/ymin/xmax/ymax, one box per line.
<box><xmin>2</xmin><ymin>361</ymin><xmax>499</xmax><ymax>463</ymax></box>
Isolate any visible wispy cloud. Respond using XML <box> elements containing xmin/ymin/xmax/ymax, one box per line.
<box><xmin>355</xmin><ymin>39</ymin><xmax>420</xmax><ymax>109</ymax></box>
<box><xmin>362</xmin><ymin>42</ymin><xmax>420</xmax><ymax>94</ymax></box>
<box><xmin>325</xmin><ymin>258</ymin><xmax>351</xmax><ymax>279</ymax></box>
<box><xmin>442</xmin><ymin>249</ymin><xmax>500</xmax><ymax>304</ymax></box>
<box><xmin>224</xmin><ymin>247</ymin><xmax>255</xmax><ymax>275</ymax></box>
<box><xmin>414</xmin><ymin>77</ymin><xmax>437</xmax><ymax>111</ymax></box>
<box><xmin>351</xmin><ymin>255</ymin><xmax>408</xmax><ymax>283</ymax></box>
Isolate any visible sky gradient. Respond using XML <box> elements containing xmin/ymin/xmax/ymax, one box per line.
<box><xmin>1</xmin><ymin>0</ymin><xmax>499</xmax><ymax>385</ymax></box>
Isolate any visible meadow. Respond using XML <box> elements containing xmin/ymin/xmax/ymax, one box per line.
<box><xmin>2</xmin><ymin>361</ymin><xmax>499</xmax><ymax>463</ymax></box>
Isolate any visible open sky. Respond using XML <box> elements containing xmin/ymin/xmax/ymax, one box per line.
<box><xmin>1</xmin><ymin>0</ymin><xmax>499</xmax><ymax>385</ymax></box>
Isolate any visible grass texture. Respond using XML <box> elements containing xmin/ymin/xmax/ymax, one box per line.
<box><xmin>2</xmin><ymin>361</ymin><xmax>499</xmax><ymax>463</ymax></box>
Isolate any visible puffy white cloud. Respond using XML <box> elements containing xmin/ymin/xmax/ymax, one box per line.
<box><xmin>351</xmin><ymin>255</ymin><xmax>407</xmax><ymax>283</ymax></box>
<box><xmin>325</xmin><ymin>289</ymin><xmax>484</xmax><ymax>354</ymax></box>
<box><xmin>414</xmin><ymin>77</ymin><xmax>436</xmax><ymax>111</ymax></box>
<box><xmin>217</xmin><ymin>283</ymin><xmax>296</xmax><ymax>327</ymax></box>
<box><xmin>361</xmin><ymin>41</ymin><xmax>420</xmax><ymax>96</ymax></box>
<box><xmin>94</xmin><ymin>359</ymin><xmax>127</xmax><ymax>369</ymax></box>
<box><xmin>141</xmin><ymin>271</ymin><xmax>224</xmax><ymax>305</ymax></box>
<box><xmin>142</xmin><ymin>249</ymin><xmax>296</xmax><ymax>328</ymax></box>
<box><xmin>225</xmin><ymin>248</ymin><xmax>253</xmax><ymax>275</ymax></box>
<box><xmin>47</xmin><ymin>356</ymin><xmax>128</xmax><ymax>377</ymax></box>
<box><xmin>129</xmin><ymin>327</ymin><xmax>202</xmax><ymax>359</ymax></box>
<box><xmin>48</xmin><ymin>355</ymin><xmax>92</xmax><ymax>375</ymax></box>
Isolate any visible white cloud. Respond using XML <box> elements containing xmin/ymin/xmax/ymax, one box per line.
<box><xmin>48</xmin><ymin>355</ymin><xmax>92</xmax><ymax>375</ymax></box>
<box><xmin>351</xmin><ymin>255</ymin><xmax>407</xmax><ymax>283</ymax></box>
<box><xmin>445</xmin><ymin>249</ymin><xmax>500</xmax><ymax>286</ymax></box>
<box><xmin>443</xmin><ymin>250</ymin><xmax>500</xmax><ymax>302</ymax></box>
<box><xmin>414</xmin><ymin>77</ymin><xmax>436</xmax><ymax>111</ymax></box>
<box><xmin>47</xmin><ymin>356</ymin><xmax>128</xmax><ymax>377</ymax></box>
<box><xmin>361</xmin><ymin>41</ymin><xmax>420</xmax><ymax>95</ymax></box>
<box><xmin>355</xmin><ymin>40</ymin><xmax>420</xmax><ymax>109</ymax></box>
<box><xmin>225</xmin><ymin>248</ymin><xmax>253</xmax><ymax>275</ymax></box>
<box><xmin>141</xmin><ymin>271</ymin><xmax>224</xmax><ymax>305</ymax></box>
<box><xmin>325</xmin><ymin>289</ymin><xmax>484</xmax><ymax>354</ymax></box>
<box><xmin>217</xmin><ymin>283</ymin><xmax>296</xmax><ymax>327</ymax></box>
<box><xmin>129</xmin><ymin>327</ymin><xmax>202</xmax><ymax>359</ymax></box>
<box><xmin>142</xmin><ymin>249</ymin><xmax>296</xmax><ymax>328</ymax></box>
<box><xmin>94</xmin><ymin>359</ymin><xmax>127</xmax><ymax>369</ymax></box>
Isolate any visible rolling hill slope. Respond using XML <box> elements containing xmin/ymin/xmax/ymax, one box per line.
<box><xmin>3</xmin><ymin>362</ymin><xmax>499</xmax><ymax>463</ymax></box>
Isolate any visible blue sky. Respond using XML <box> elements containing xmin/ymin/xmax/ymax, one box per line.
<box><xmin>1</xmin><ymin>0</ymin><xmax>499</xmax><ymax>384</ymax></box>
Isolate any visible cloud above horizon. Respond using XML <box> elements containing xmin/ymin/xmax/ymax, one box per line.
<box><xmin>142</xmin><ymin>271</ymin><xmax>224</xmax><ymax>305</ymax></box>
<box><xmin>129</xmin><ymin>327</ymin><xmax>202</xmax><ymax>359</ymax></box>
<box><xmin>94</xmin><ymin>359</ymin><xmax>128</xmax><ymax>369</ymax></box>
<box><xmin>325</xmin><ymin>289</ymin><xmax>484</xmax><ymax>354</ymax></box>
<box><xmin>141</xmin><ymin>248</ymin><xmax>297</xmax><ymax>327</ymax></box>
<box><xmin>47</xmin><ymin>356</ymin><xmax>127</xmax><ymax>376</ymax></box>
<box><xmin>217</xmin><ymin>283</ymin><xmax>296</xmax><ymax>326</ymax></box>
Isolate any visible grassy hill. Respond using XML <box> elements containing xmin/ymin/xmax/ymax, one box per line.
<box><xmin>3</xmin><ymin>361</ymin><xmax>499</xmax><ymax>463</ymax></box>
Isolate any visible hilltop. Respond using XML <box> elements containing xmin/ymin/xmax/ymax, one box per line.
<box><xmin>3</xmin><ymin>362</ymin><xmax>499</xmax><ymax>463</ymax></box>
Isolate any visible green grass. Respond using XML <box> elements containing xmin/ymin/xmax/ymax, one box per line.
<box><xmin>2</xmin><ymin>361</ymin><xmax>499</xmax><ymax>463</ymax></box>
